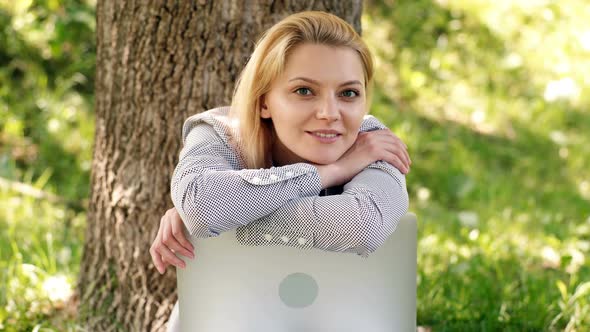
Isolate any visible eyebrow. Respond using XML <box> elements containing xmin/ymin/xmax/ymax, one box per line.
<box><xmin>288</xmin><ymin>77</ymin><xmax>363</xmax><ymax>87</ymax></box>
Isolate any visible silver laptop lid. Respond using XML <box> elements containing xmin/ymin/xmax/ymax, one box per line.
<box><xmin>177</xmin><ymin>213</ymin><xmax>417</xmax><ymax>332</ymax></box>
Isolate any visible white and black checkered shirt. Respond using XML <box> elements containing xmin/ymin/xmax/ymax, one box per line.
<box><xmin>171</xmin><ymin>107</ymin><xmax>409</xmax><ymax>257</ymax></box>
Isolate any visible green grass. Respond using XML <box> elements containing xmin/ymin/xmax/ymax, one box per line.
<box><xmin>0</xmin><ymin>186</ymin><xmax>86</xmax><ymax>331</ymax></box>
<box><xmin>1</xmin><ymin>0</ymin><xmax>590</xmax><ymax>331</ymax></box>
<box><xmin>365</xmin><ymin>0</ymin><xmax>590</xmax><ymax>330</ymax></box>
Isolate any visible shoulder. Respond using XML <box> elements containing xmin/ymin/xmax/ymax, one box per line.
<box><xmin>182</xmin><ymin>106</ymin><xmax>235</xmax><ymax>144</ymax></box>
<box><xmin>359</xmin><ymin>114</ymin><xmax>389</xmax><ymax>132</ymax></box>
<box><xmin>179</xmin><ymin>107</ymin><xmax>244</xmax><ymax>167</ymax></box>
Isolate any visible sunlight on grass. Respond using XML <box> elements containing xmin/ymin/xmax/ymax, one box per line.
<box><xmin>0</xmin><ymin>186</ymin><xmax>85</xmax><ymax>331</ymax></box>
<box><xmin>365</xmin><ymin>0</ymin><xmax>590</xmax><ymax>330</ymax></box>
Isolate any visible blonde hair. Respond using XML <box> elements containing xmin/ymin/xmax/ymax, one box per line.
<box><xmin>230</xmin><ymin>11</ymin><xmax>374</xmax><ymax>169</ymax></box>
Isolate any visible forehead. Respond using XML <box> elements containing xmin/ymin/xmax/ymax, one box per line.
<box><xmin>280</xmin><ymin>43</ymin><xmax>364</xmax><ymax>84</ymax></box>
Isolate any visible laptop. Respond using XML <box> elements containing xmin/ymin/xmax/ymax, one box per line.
<box><xmin>177</xmin><ymin>213</ymin><xmax>417</xmax><ymax>332</ymax></box>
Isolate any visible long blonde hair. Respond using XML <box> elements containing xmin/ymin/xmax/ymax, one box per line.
<box><xmin>230</xmin><ymin>11</ymin><xmax>374</xmax><ymax>169</ymax></box>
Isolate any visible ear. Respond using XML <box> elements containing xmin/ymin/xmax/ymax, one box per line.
<box><xmin>260</xmin><ymin>95</ymin><xmax>271</xmax><ymax>119</ymax></box>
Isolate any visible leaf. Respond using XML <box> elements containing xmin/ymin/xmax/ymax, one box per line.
<box><xmin>557</xmin><ymin>280</ymin><xmax>568</xmax><ymax>301</ymax></box>
<box><xmin>569</xmin><ymin>281</ymin><xmax>590</xmax><ymax>305</ymax></box>
<box><xmin>33</xmin><ymin>168</ymin><xmax>53</xmax><ymax>189</ymax></box>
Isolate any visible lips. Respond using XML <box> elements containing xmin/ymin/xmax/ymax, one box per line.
<box><xmin>306</xmin><ymin>130</ymin><xmax>342</xmax><ymax>138</ymax></box>
<box><xmin>310</xmin><ymin>132</ymin><xmax>339</xmax><ymax>138</ymax></box>
<box><xmin>306</xmin><ymin>130</ymin><xmax>342</xmax><ymax>142</ymax></box>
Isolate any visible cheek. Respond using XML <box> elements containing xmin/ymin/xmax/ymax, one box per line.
<box><xmin>343</xmin><ymin>133</ymin><xmax>358</xmax><ymax>150</ymax></box>
<box><xmin>272</xmin><ymin>115</ymin><xmax>302</xmax><ymax>144</ymax></box>
<box><xmin>345</xmin><ymin>112</ymin><xmax>365</xmax><ymax>133</ymax></box>
<box><xmin>273</xmin><ymin>114</ymin><xmax>297</xmax><ymax>135</ymax></box>
<box><xmin>274</xmin><ymin>111</ymin><xmax>306</xmax><ymax>132</ymax></box>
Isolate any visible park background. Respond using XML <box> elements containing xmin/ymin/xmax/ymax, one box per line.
<box><xmin>1</xmin><ymin>0</ymin><xmax>589</xmax><ymax>331</ymax></box>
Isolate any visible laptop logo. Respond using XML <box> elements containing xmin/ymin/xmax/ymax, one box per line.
<box><xmin>278</xmin><ymin>273</ymin><xmax>319</xmax><ymax>308</ymax></box>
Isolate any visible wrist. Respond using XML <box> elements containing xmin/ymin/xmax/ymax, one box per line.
<box><xmin>314</xmin><ymin>163</ymin><xmax>342</xmax><ymax>189</ymax></box>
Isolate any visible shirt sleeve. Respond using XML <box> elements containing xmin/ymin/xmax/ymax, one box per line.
<box><xmin>236</xmin><ymin>161</ymin><xmax>409</xmax><ymax>258</ymax></box>
<box><xmin>170</xmin><ymin>122</ymin><xmax>323</xmax><ymax>237</ymax></box>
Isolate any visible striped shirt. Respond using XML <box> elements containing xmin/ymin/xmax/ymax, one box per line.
<box><xmin>171</xmin><ymin>107</ymin><xmax>409</xmax><ymax>257</ymax></box>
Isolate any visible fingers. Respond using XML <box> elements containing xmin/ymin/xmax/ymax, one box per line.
<box><xmin>392</xmin><ymin>155</ymin><xmax>410</xmax><ymax>174</ymax></box>
<box><xmin>150</xmin><ymin>210</ymin><xmax>196</xmax><ymax>275</ymax></box>
<box><xmin>393</xmin><ymin>149</ymin><xmax>411</xmax><ymax>174</ymax></box>
<box><xmin>161</xmin><ymin>218</ymin><xmax>188</xmax><ymax>269</ymax></box>
<box><xmin>150</xmin><ymin>221</ymin><xmax>167</xmax><ymax>274</ymax></box>
<box><xmin>388</xmin><ymin>132</ymin><xmax>411</xmax><ymax>165</ymax></box>
<box><xmin>368</xmin><ymin>130</ymin><xmax>412</xmax><ymax>173</ymax></box>
<box><xmin>162</xmin><ymin>213</ymin><xmax>194</xmax><ymax>259</ymax></box>
<box><xmin>376</xmin><ymin>142</ymin><xmax>408</xmax><ymax>173</ymax></box>
<box><xmin>384</xmin><ymin>139</ymin><xmax>411</xmax><ymax>172</ymax></box>
<box><xmin>170</xmin><ymin>214</ymin><xmax>195</xmax><ymax>259</ymax></box>
<box><xmin>384</xmin><ymin>154</ymin><xmax>407</xmax><ymax>174</ymax></box>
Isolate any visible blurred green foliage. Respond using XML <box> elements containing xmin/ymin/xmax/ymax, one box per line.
<box><xmin>0</xmin><ymin>0</ymin><xmax>95</xmax><ymax>201</ymax></box>
<box><xmin>1</xmin><ymin>0</ymin><xmax>589</xmax><ymax>330</ymax></box>
<box><xmin>365</xmin><ymin>0</ymin><xmax>590</xmax><ymax>330</ymax></box>
<box><xmin>0</xmin><ymin>189</ymin><xmax>85</xmax><ymax>331</ymax></box>
<box><xmin>0</xmin><ymin>0</ymin><xmax>94</xmax><ymax>330</ymax></box>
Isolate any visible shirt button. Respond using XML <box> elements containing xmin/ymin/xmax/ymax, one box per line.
<box><xmin>270</xmin><ymin>174</ymin><xmax>279</xmax><ymax>181</ymax></box>
<box><xmin>280</xmin><ymin>236</ymin><xmax>290</xmax><ymax>243</ymax></box>
<box><xmin>251</xmin><ymin>177</ymin><xmax>261</xmax><ymax>184</ymax></box>
<box><xmin>297</xmin><ymin>238</ymin><xmax>307</xmax><ymax>245</ymax></box>
<box><xmin>286</xmin><ymin>171</ymin><xmax>294</xmax><ymax>177</ymax></box>
<box><xmin>264</xmin><ymin>234</ymin><xmax>273</xmax><ymax>241</ymax></box>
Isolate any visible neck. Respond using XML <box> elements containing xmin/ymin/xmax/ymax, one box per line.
<box><xmin>270</xmin><ymin>130</ymin><xmax>307</xmax><ymax>167</ymax></box>
<box><xmin>271</xmin><ymin>140</ymin><xmax>307</xmax><ymax>166</ymax></box>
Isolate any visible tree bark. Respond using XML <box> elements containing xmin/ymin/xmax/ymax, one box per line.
<box><xmin>78</xmin><ymin>1</ymin><xmax>362</xmax><ymax>331</ymax></box>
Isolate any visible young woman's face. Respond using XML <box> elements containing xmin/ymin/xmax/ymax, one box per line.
<box><xmin>261</xmin><ymin>43</ymin><xmax>367</xmax><ymax>166</ymax></box>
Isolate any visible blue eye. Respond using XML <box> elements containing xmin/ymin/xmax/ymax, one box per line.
<box><xmin>340</xmin><ymin>89</ymin><xmax>359</xmax><ymax>98</ymax></box>
<box><xmin>295</xmin><ymin>87</ymin><xmax>313</xmax><ymax>96</ymax></box>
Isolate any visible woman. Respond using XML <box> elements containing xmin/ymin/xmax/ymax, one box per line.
<box><xmin>150</xmin><ymin>11</ymin><xmax>411</xmax><ymax>331</ymax></box>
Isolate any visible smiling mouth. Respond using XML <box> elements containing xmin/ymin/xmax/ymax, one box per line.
<box><xmin>306</xmin><ymin>131</ymin><xmax>342</xmax><ymax>141</ymax></box>
<box><xmin>309</xmin><ymin>132</ymin><xmax>339</xmax><ymax>138</ymax></box>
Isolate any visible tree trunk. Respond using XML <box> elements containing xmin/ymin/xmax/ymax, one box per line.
<box><xmin>78</xmin><ymin>1</ymin><xmax>362</xmax><ymax>331</ymax></box>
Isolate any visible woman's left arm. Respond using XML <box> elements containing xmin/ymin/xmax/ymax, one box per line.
<box><xmin>237</xmin><ymin>160</ymin><xmax>408</xmax><ymax>258</ymax></box>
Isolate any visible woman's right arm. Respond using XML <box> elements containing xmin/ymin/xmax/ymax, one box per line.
<box><xmin>171</xmin><ymin>122</ymin><xmax>325</xmax><ymax>237</ymax></box>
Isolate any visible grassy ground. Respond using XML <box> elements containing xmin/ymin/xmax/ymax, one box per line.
<box><xmin>365</xmin><ymin>0</ymin><xmax>590</xmax><ymax>330</ymax></box>
<box><xmin>0</xmin><ymin>186</ymin><xmax>85</xmax><ymax>331</ymax></box>
<box><xmin>1</xmin><ymin>0</ymin><xmax>589</xmax><ymax>331</ymax></box>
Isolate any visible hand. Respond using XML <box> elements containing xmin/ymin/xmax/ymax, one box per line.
<box><xmin>316</xmin><ymin>129</ymin><xmax>411</xmax><ymax>188</ymax></box>
<box><xmin>150</xmin><ymin>207</ymin><xmax>195</xmax><ymax>274</ymax></box>
<box><xmin>342</xmin><ymin>129</ymin><xmax>411</xmax><ymax>173</ymax></box>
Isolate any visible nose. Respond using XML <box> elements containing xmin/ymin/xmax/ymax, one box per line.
<box><xmin>316</xmin><ymin>95</ymin><xmax>340</xmax><ymax>121</ymax></box>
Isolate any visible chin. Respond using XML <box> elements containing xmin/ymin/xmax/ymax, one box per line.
<box><xmin>304</xmin><ymin>154</ymin><xmax>341</xmax><ymax>165</ymax></box>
